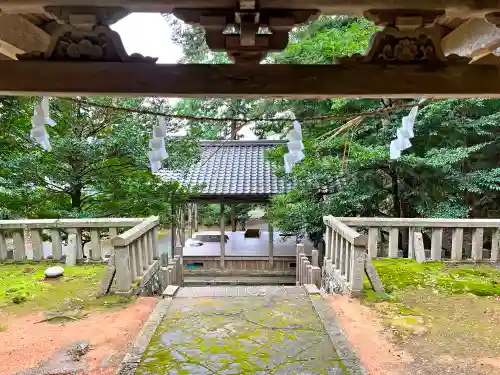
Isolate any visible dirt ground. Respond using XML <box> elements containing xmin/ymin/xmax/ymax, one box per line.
<box><xmin>329</xmin><ymin>293</ymin><xmax>500</xmax><ymax>375</ymax></box>
<box><xmin>0</xmin><ymin>297</ymin><xmax>158</xmax><ymax>375</ymax></box>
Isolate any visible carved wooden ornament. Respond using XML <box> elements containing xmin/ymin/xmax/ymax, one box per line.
<box><xmin>18</xmin><ymin>24</ymin><xmax>158</xmax><ymax>63</ymax></box>
<box><xmin>337</xmin><ymin>26</ymin><xmax>470</xmax><ymax>65</ymax></box>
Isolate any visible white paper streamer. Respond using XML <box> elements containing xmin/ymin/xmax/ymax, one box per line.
<box><xmin>148</xmin><ymin>105</ymin><xmax>169</xmax><ymax>172</ymax></box>
<box><xmin>31</xmin><ymin>97</ymin><xmax>55</xmax><ymax>152</ymax></box>
<box><xmin>389</xmin><ymin>103</ymin><xmax>420</xmax><ymax>160</ymax></box>
<box><xmin>284</xmin><ymin>117</ymin><xmax>304</xmax><ymax>173</ymax></box>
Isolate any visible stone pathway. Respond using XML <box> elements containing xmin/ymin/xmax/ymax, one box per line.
<box><xmin>135</xmin><ymin>286</ymin><xmax>350</xmax><ymax>375</ymax></box>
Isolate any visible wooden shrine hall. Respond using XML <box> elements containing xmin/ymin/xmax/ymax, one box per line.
<box><xmin>3</xmin><ymin>1</ymin><xmax>500</xmax><ymax>99</ymax></box>
<box><xmin>159</xmin><ymin>140</ymin><xmax>314</xmax><ymax>278</ymax></box>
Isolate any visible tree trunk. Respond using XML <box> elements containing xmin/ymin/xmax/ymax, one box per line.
<box><xmin>71</xmin><ymin>185</ymin><xmax>83</xmax><ymax>211</ymax></box>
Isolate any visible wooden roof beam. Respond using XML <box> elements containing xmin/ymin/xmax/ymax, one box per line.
<box><xmin>3</xmin><ymin>0</ymin><xmax>500</xmax><ymax>16</ymax></box>
<box><xmin>0</xmin><ymin>61</ymin><xmax>500</xmax><ymax>98</ymax></box>
<box><xmin>0</xmin><ymin>13</ymin><xmax>50</xmax><ymax>59</ymax></box>
<box><xmin>441</xmin><ymin>18</ymin><xmax>500</xmax><ymax>59</ymax></box>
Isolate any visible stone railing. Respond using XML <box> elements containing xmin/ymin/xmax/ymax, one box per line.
<box><xmin>323</xmin><ymin>216</ymin><xmax>367</xmax><ymax>296</ymax></box>
<box><xmin>338</xmin><ymin>217</ymin><xmax>500</xmax><ymax>262</ymax></box>
<box><xmin>0</xmin><ymin>218</ymin><xmax>143</xmax><ymax>262</ymax></box>
<box><xmin>296</xmin><ymin>244</ymin><xmax>321</xmax><ymax>288</ymax></box>
<box><xmin>112</xmin><ymin>216</ymin><xmax>161</xmax><ymax>293</ymax></box>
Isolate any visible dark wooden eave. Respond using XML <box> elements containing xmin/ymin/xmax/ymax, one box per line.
<box><xmin>2</xmin><ymin>61</ymin><xmax>500</xmax><ymax>98</ymax></box>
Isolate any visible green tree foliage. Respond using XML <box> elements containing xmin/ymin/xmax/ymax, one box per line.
<box><xmin>258</xmin><ymin>18</ymin><xmax>500</xmax><ymax>243</ymax></box>
<box><xmin>0</xmin><ymin>97</ymin><xmax>193</xmax><ymax>223</ymax></box>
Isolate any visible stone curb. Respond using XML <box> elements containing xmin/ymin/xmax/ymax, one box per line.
<box><xmin>308</xmin><ymin>292</ymin><xmax>369</xmax><ymax>375</ymax></box>
<box><xmin>115</xmin><ymin>298</ymin><xmax>172</xmax><ymax>375</ymax></box>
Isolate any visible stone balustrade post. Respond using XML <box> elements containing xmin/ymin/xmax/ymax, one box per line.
<box><xmin>115</xmin><ymin>245</ymin><xmax>132</xmax><ymax>293</ymax></box>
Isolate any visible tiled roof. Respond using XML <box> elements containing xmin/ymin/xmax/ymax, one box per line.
<box><xmin>158</xmin><ymin>140</ymin><xmax>287</xmax><ymax>198</ymax></box>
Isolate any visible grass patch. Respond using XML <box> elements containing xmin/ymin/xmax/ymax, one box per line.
<box><xmin>0</xmin><ymin>262</ymin><xmax>135</xmax><ymax>316</ymax></box>
<box><xmin>364</xmin><ymin>258</ymin><xmax>500</xmax><ymax>297</ymax></box>
<box><xmin>363</xmin><ymin>259</ymin><xmax>500</xmax><ymax>345</ymax></box>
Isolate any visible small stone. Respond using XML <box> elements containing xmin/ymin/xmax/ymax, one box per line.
<box><xmin>326</xmin><ymin>366</ymin><xmax>346</xmax><ymax>374</ymax></box>
<box><xmin>46</xmin><ymin>255</ymin><xmax>53</xmax><ymax>260</ymax></box>
<box><xmin>44</xmin><ymin>266</ymin><xmax>64</xmax><ymax>278</ymax></box>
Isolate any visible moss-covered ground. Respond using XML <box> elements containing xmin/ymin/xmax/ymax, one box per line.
<box><xmin>363</xmin><ymin>259</ymin><xmax>500</xmax><ymax>374</ymax></box>
<box><xmin>137</xmin><ymin>287</ymin><xmax>346</xmax><ymax>375</ymax></box>
<box><xmin>0</xmin><ymin>262</ymin><xmax>134</xmax><ymax>317</ymax></box>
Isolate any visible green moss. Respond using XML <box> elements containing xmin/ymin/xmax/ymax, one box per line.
<box><xmin>0</xmin><ymin>262</ymin><xmax>134</xmax><ymax>315</ymax></box>
<box><xmin>368</xmin><ymin>259</ymin><xmax>500</xmax><ymax>298</ymax></box>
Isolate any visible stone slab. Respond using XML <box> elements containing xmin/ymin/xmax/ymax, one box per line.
<box><xmin>308</xmin><ymin>294</ymin><xmax>368</xmax><ymax>375</ymax></box>
<box><xmin>116</xmin><ymin>298</ymin><xmax>170</xmax><ymax>375</ymax></box>
<box><xmin>364</xmin><ymin>258</ymin><xmax>385</xmax><ymax>293</ymax></box>
<box><xmin>136</xmin><ymin>286</ymin><xmax>346</xmax><ymax>374</ymax></box>
<box><xmin>97</xmin><ymin>255</ymin><xmax>116</xmax><ymax>297</ymax></box>
<box><xmin>414</xmin><ymin>231</ymin><xmax>426</xmax><ymax>263</ymax></box>
<box><xmin>304</xmin><ymin>283</ymin><xmax>321</xmax><ymax>295</ymax></box>
<box><xmin>162</xmin><ymin>285</ymin><xmax>179</xmax><ymax>297</ymax></box>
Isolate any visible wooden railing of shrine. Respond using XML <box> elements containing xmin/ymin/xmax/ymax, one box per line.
<box><xmin>0</xmin><ymin>218</ymin><xmax>143</xmax><ymax>262</ymax></box>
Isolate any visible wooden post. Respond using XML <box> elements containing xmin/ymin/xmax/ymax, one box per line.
<box><xmin>451</xmin><ymin>228</ymin><xmax>464</xmax><ymax>261</ymax></box>
<box><xmin>180</xmin><ymin>207</ymin><xmax>186</xmax><ymax>246</ymax></box>
<box><xmin>268</xmin><ymin>222</ymin><xmax>274</xmax><ymax>268</ymax></box>
<box><xmin>109</xmin><ymin>228</ymin><xmax>118</xmax><ymax>238</ymax></box>
<box><xmin>296</xmin><ymin>244</ymin><xmax>304</xmax><ymax>285</ymax></box>
<box><xmin>431</xmin><ymin>228</ymin><xmax>443</xmax><ymax>260</ymax></box>
<box><xmin>220</xmin><ymin>204</ymin><xmax>225</xmax><ymax>269</ymax></box>
<box><xmin>51</xmin><ymin>229</ymin><xmax>62</xmax><ymax>261</ymax></box>
<box><xmin>193</xmin><ymin>203</ymin><xmax>199</xmax><ymax>233</ymax></box>
<box><xmin>12</xmin><ymin>231</ymin><xmax>25</xmax><ymax>261</ymax></box>
<box><xmin>115</xmin><ymin>245</ymin><xmax>132</xmax><ymax>293</ymax></box>
<box><xmin>231</xmin><ymin>204</ymin><xmax>237</xmax><ymax>232</ymax></box>
<box><xmin>472</xmin><ymin>228</ymin><xmax>484</xmax><ymax>261</ymax></box>
<box><xmin>90</xmin><ymin>229</ymin><xmax>101</xmax><ymax>261</ymax></box>
<box><xmin>31</xmin><ymin>228</ymin><xmax>44</xmax><ymax>261</ymax></box>
<box><xmin>388</xmin><ymin>228</ymin><xmax>399</xmax><ymax>258</ymax></box>
<box><xmin>367</xmin><ymin>228</ymin><xmax>378</xmax><ymax>259</ymax></box>
<box><xmin>492</xmin><ymin>228</ymin><xmax>500</xmax><ymax>262</ymax></box>
<box><xmin>187</xmin><ymin>203</ymin><xmax>193</xmax><ymax>239</ymax></box>
<box><xmin>170</xmin><ymin>223</ymin><xmax>176</xmax><ymax>260</ymax></box>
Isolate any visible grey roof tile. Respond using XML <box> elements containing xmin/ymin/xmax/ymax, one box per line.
<box><xmin>158</xmin><ymin>140</ymin><xmax>288</xmax><ymax>197</ymax></box>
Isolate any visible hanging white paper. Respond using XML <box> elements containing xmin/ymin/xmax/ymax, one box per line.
<box><xmin>388</xmin><ymin>103</ymin><xmax>420</xmax><ymax>160</ymax></box>
<box><xmin>148</xmin><ymin>108</ymin><xmax>169</xmax><ymax>172</ymax></box>
<box><xmin>389</xmin><ymin>140</ymin><xmax>401</xmax><ymax>160</ymax></box>
<box><xmin>30</xmin><ymin>97</ymin><xmax>55</xmax><ymax>152</ymax></box>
